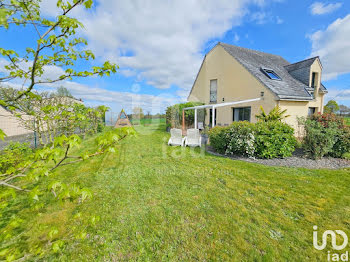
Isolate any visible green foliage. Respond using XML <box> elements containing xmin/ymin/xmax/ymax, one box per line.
<box><xmin>208</xmin><ymin>126</ymin><xmax>229</xmax><ymax>154</ymax></box>
<box><xmin>302</xmin><ymin>119</ymin><xmax>339</xmax><ymax>159</ymax></box>
<box><xmin>0</xmin><ymin>129</ymin><xmax>6</xmax><ymax>140</ymax></box>
<box><xmin>255</xmin><ymin>121</ymin><xmax>296</xmax><ymax>159</ymax></box>
<box><xmin>324</xmin><ymin>100</ymin><xmax>339</xmax><ymax>114</ymax></box>
<box><xmin>0</xmin><ymin>127</ymin><xmax>135</xmax><ymax>260</ymax></box>
<box><xmin>209</xmin><ymin>121</ymin><xmax>296</xmax><ymax>159</ymax></box>
<box><xmin>0</xmin><ymin>142</ymin><xmax>32</xmax><ymax>173</ymax></box>
<box><xmin>256</xmin><ymin>106</ymin><xmax>290</xmax><ymax>122</ymax></box>
<box><xmin>332</xmin><ymin>127</ymin><xmax>350</xmax><ymax>158</ymax></box>
<box><xmin>51</xmin><ymin>86</ymin><xmax>74</xmax><ymax>98</ymax></box>
<box><xmin>0</xmin><ymin>0</ymin><xmax>117</xmax><ymax>140</ymax></box>
<box><xmin>342</xmin><ymin>152</ymin><xmax>350</xmax><ymax>160</ymax></box>
<box><xmin>225</xmin><ymin>122</ymin><xmax>256</xmax><ymax>157</ymax></box>
<box><xmin>300</xmin><ymin>113</ymin><xmax>350</xmax><ymax>159</ymax></box>
<box><xmin>166</xmin><ymin>102</ymin><xmax>205</xmax><ymax>129</ymax></box>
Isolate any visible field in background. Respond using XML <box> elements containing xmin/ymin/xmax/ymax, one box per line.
<box><xmin>344</xmin><ymin>117</ymin><xmax>350</xmax><ymax>126</ymax></box>
<box><xmin>131</xmin><ymin>117</ymin><xmax>165</xmax><ymax>125</ymax></box>
<box><xmin>2</xmin><ymin>123</ymin><xmax>349</xmax><ymax>261</ymax></box>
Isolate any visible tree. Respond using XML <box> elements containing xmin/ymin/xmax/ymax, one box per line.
<box><xmin>339</xmin><ymin>105</ymin><xmax>350</xmax><ymax>116</ymax></box>
<box><xmin>133</xmin><ymin>107</ymin><xmax>144</xmax><ymax>120</ymax></box>
<box><xmin>256</xmin><ymin>106</ymin><xmax>290</xmax><ymax>122</ymax></box>
<box><xmin>0</xmin><ymin>1</ymin><xmax>133</xmax><ymax>259</ymax></box>
<box><xmin>51</xmin><ymin>86</ymin><xmax>74</xmax><ymax>98</ymax></box>
<box><xmin>324</xmin><ymin>100</ymin><xmax>339</xmax><ymax>114</ymax></box>
<box><xmin>0</xmin><ymin>0</ymin><xmax>116</xmax><ymax>134</ymax></box>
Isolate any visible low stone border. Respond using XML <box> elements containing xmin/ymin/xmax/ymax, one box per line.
<box><xmin>206</xmin><ymin>147</ymin><xmax>350</xmax><ymax>170</ymax></box>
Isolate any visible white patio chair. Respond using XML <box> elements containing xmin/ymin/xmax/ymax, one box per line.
<box><xmin>184</xmin><ymin>128</ymin><xmax>202</xmax><ymax>147</ymax></box>
<box><xmin>168</xmin><ymin>128</ymin><xmax>185</xmax><ymax>146</ymax></box>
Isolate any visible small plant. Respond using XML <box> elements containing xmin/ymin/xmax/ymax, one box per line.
<box><xmin>256</xmin><ymin>106</ymin><xmax>290</xmax><ymax>122</ymax></box>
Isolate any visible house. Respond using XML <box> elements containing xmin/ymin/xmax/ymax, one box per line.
<box><xmin>187</xmin><ymin>42</ymin><xmax>327</xmax><ymax>132</ymax></box>
<box><xmin>0</xmin><ymin>106</ymin><xmax>32</xmax><ymax>137</ymax></box>
<box><xmin>0</xmin><ymin>96</ymin><xmax>83</xmax><ymax>137</ymax></box>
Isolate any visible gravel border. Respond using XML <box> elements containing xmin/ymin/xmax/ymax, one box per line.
<box><xmin>206</xmin><ymin>147</ymin><xmax>350</xmax><ymax>170</ymax></box>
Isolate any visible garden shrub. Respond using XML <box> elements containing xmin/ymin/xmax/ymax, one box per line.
<box><xmin>330</xmin><ymin>126</ymin><xmax>350</xmax><ymax>158</ymax></box>
<box><xmin>255</xmin><ymin>121</ymin><xmax>296</xmax><ymax>159</ymax></box>
<box><xmin>301</xmin><ymin>113</ymin><xmax>350</xmax><ymax>159</ymax></box>
<box><xmin>225</xmin><ymin>122</ymin><xmax>256</xmax><ymax>157</ymax></box>
<box><xmin>302</xmin><ymin>119</ymin><xmax>339</xmax><ymax>159</ymax></box>
<box><xmin>208</xmin><ymin>126</ymin><xmax>229</xmax><ymax>154</ymax></box>
<box><xmin>0</xmin><ymin>142</ymin><xmax>32</xmax><ymax>173</ymax></box>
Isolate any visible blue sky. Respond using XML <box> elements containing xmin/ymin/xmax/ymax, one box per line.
<box><xmin>0</xmin><ymin>0</ymin><xmax>349</xmax><ymax>114</ymax></box>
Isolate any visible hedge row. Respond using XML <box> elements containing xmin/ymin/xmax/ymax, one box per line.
<box><xmin>209</xmin><ymin>121</ymin><xmax>296</xmax><ymax>159</ymax></box>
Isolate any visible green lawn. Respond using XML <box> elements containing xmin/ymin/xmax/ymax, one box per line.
<box><xmin>2</xmin><ymin>123</ymin><xmax>350</xmax><ymax>261</ymax></box>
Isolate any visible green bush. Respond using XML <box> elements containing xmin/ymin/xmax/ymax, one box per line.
<box><xmin>208</xmin><ymin>126</ymin><xmax>229</xmax><ymax>154</ymax></box>
<box><xmin>255</xmin><ymin>121</ymin><xmax>296</xmax><ymax>159</ymax></box>
<box><xmin>331</xmin><ymin>127</ymin><xmax>350</xmax><ymax>158</ymax></box>
<box><xmin>301</xmin><ymin>113</ymin><xmax>350</xmax><ymax>159</ymax></box>
<box><xmin>0</xmin><ymin>142</ymin><xmax>32</xmax><ymax>173</ymax></box>
<box><xmin>226</xmin><ymin>122</ymin><xmax>256</xmax><ymax>157</ymax></box>
<box><xmin>302</xmin><ymin>119</ymin><xmax>339</xmax><ymax>159</ymax></box>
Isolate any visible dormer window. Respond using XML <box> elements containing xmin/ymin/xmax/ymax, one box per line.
<box><xmin>311</xmin><ymin>72</ymin><xmax>318</xmax><ymax>88</ymax></box>
<box><xmin>261</xmin><ymin>68</ymin><xmax>281</xmax><ymax>80</ymax></box>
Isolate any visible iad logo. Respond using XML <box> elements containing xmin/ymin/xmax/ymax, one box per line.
<box><xmin>313</xmin><ymin>226</ymin><xmax>349</xmax><ymax>261</ymax></box>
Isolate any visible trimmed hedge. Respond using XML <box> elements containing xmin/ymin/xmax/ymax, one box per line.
<box><xmin>209</xmin><ymin>121</ymin><xmax>296</xmax><ymax>159</ymax></box>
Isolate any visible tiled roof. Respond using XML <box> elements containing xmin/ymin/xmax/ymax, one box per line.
<box><xmin>219</xmin><ymin>43</ymin><xmax>327</xmax><ymax>100</ymax></box>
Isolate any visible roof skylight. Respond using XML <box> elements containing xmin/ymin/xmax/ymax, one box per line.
<box><xmin>261</xmin><ymin>68</ymin><xmax>281</xmax><ymax>80</ymax></box>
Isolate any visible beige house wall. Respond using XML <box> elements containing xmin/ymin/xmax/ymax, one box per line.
<box><xmin>188</xmin><ymin>45</ymin><xmax>277</xmax><ymax>126</ymax></box>
<box><xmin>0</xmin><ymin>107</ymin><xmax>33</xmax><ymax>137</ymax></box>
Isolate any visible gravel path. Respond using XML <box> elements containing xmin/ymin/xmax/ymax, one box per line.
<box><xmin>206</xmin><ymin>147</ymin><xmax>350</xmax><ymax>169</ymax></box>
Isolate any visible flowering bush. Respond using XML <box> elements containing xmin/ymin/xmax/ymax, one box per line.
<box><xmin>225</xmin><ymin>122</ymin><xmax>256</xmax><ymax>157</ymax></box>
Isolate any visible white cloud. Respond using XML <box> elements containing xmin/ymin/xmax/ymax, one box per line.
<box><xmin>0</xmin><ymin>58</ymin><xmax>65</xmax><ymax>83</ymax></box>
<box><xmin>250</xmin><ymin>12</ymin><xmax>268</xmax><ymax>24</ymax></box>
<box><xmin>41</xmin><ymin>81</ymin><xmax>181</xmax><ymax>114</ymax></box>
<box><xmin>40</xmin><ymin>0</ymin><xmax>268</xmax><ymax>93</ymax></box>
<box><xmin>310</xmin><ymin>2</ymin><xmax>342</xmax><ymax>15</ymax></box>
<box><xmin>309</xmin><ymin>14</ymin><xmax>350</xmax><ymax>81</ymax></box>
